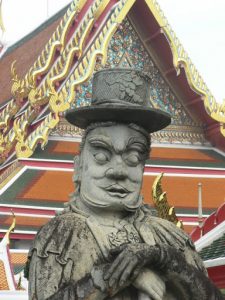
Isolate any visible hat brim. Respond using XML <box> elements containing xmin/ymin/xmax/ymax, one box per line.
<box><xmin>65</xmin><ymin>106</ymin><xmax>171</xmax><ymax>133</ymax></box>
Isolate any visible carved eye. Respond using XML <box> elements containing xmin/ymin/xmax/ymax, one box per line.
<box><xmin>94</xmin><ymin>152</ymin><xmax>109</xmax><ymax>164</ymax></box>
<box><xmin>125</xmin><ymin>154</ymin><xmax>140</xmax><ymax>166</ymax></box>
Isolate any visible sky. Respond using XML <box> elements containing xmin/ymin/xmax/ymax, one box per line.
<box><xmin>1</xmin><ymin>0</ymin><xmax>225</xmax><ymax>103</ymax></box>
<box><xmin>157</xmin><ymin>0</ymin><xmax>225</xmax><ymax>103</ymax></box>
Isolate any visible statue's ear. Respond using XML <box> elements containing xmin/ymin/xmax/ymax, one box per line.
<box><xmin>73</xmin><ymin>154</ymin><xmax>82</xmax><ymax>184</ymax></box>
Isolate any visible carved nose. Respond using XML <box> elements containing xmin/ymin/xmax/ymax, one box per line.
<box><xmin>105</xmin><ymin>166</ymin><xmax>127</xmax><ymax>179</ymax></box>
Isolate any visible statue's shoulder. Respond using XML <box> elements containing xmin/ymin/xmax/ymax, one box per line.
<box><xmin>29</xmin><ymin>211</ymin><xmax>90</xmax><ymax>260</ymax></box>
<box><xmin>39</xmin><ymin>211</ymin><xmax>87</xmax><ymax>235</ymax></box>
<box><xmin>139</xmin><ymin>205</ymin><xmax>194</xmax><ymax>251</ymax></box>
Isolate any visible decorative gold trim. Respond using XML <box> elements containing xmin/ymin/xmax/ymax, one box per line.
<box><xmin>2</xmin><ymin>0</ymin><xmax>224</xmax><ymax>165</ymax></box>
<box><xmin>15</xmin><ymin>0</ymin><xmax>135</xmax><ymax>158</ymax></box>
<box><xmin>0</xmin><ymin>62</ymin><xmax>34</xmax><ymax>142</ymax></box>
<box><xmin>28</xmin><ymin>86</ymin><xmax>50</xmax><ymax>108</ymax></box>
<box><xmin>1</xmin><ymin>0</ymin><xmax>97</xmax><ymax>139</ymax></box>
<box><xmin>13</xmin><ymin>106</ymin><xmax>37</xmax><ymax>140</ymax></box>
<box><xmin>221</xmin><ymin>123</ymin><xmax>225</xmax><ymax>137</ymax></box>
<box><xmin>15</xmin><ymin>112</ymin><xmax>59</xmax><ymax>158</ymax></box>
<box><xmin>51</xmin><ymin>119</ymin><xmax>83</xmax><ymax>137</ymax></box>
<box><xmin>31</xmin><ymin>41</ymin><xmax>61</xmax><ymax>83</ymax></box>
<box><xmin>5</xmin><ymin>212</ymin><xmax>16</xmax><ymax>244</ymax></box>
<box><xmin>9</xmin><ymin>0</ymin><xmax>86</xmax><ymax>111</ymax></box>
<box><xmin>11</xmin><ymin>61</ymin><xmax>33</xmax><ymax>100</ymax></box>
<box><xmin>0</xmin><ymin>161</ymin><xmax>23</xmax><ymax>190</ymax></box>
<box><xmin>49</xmin><ymin>18</ymin><xmax>95</xmax><ymax>85</ymax></box>
<box><xmin>0</xmin><ymin>105</ymin><xmax>39</xmax><ymax>163</ymax></box>
<box><xmin>145</xmin><ymin>0</ymin><xmax>225</xmax><ymax>137</ymax></box>
<box><xmin>0</xmin><ymin>99</ymin><xmax>19</xmax><ymax>132</ymax></box>
<box><xmin>152</xmin><ymin>126</ymin><xmax>208</xmax><ymax>145</ymax></box>
<box><xmin>49</xmin><ymin>0</ymin><xmax>136</xmax><ymax>113</ymax></box>
<box><xmin>31</xmin><ymin>0</ymin><xmax>87</xmax><ymax>84</ymax></box>
<box><xmin>152</xmin><ymin>173</ymin><xmax>183</xmax><ymax>229</ymax></box>
<box><xmin>28</xmin><ymin>0</ymin><xmax>110</xmax><ymax>108</ymax></box>
<box><xmin>15</xmin><ymin>0</ymin><xmax>135</xmax><ymax>157</ymax></box>
<box><xmin>0</xmin><ymin>131</ymin><xmax>15</xmax><ymax>163</ymax></box>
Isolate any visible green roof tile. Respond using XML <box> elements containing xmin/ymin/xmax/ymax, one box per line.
<box><xmin>199</xmin><ymin>234</ymin><xmax>225</xmax><ymax>260</ymax></box>
<box><xmin>13</xmin><ymin>265</ymin><xmax>25</xmax><ymax>275</ymax></box>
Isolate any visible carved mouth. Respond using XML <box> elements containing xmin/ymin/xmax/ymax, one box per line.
<box><xmin>104</xmin><ymin>184</ymin><xmax>130</xmax><ymax>198</ymax></box>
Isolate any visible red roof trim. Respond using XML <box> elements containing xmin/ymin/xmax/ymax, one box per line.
<box><xmin>0</xmin><ymin>233</ymin><xmax>35</xmax><ymax>240</ymax></box>
<box><xmin>207</xmin><ymin>265</ymin><xmax>225</xmax><ymax>288</ymax></box>
<box><xmin>0</xmin><ymin>206</ymin><xmax>56</xmax><ymax>216</ymax></box>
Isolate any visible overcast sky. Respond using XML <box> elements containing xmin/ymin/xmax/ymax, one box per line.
<box><xmin>1</xmin><ymin>0</ymin><xmax>225</xmax><ymax>103</ymax></box>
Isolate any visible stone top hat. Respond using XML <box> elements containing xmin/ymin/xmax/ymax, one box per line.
<box><xmin>65</xmin><ymin>68</ymin><xmax>171</xmax><ymax>133</ymax></box>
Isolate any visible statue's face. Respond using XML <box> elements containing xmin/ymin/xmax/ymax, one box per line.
<box><xmin>79</xmin><ymin>124</ymin><xmax>148</xmax><ymax>211</ymax></box>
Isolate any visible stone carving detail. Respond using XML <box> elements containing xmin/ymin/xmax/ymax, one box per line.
<box><xmin>104</xmin><ymin>70</ymin><xmax>144</xmax><ymax>104</ymax></box>
<box><xmin>107</xmin><ymin>223</ymin><xmax>141</xmax><ymax>248</ymax></box>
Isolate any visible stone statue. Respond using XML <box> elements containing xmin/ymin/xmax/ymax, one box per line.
<box><xmin>27</xmin><ymin>69</ymin><xmax>224</xmax><ymax>300</ymax></box>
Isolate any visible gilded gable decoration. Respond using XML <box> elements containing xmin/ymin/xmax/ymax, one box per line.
<box><xmin>145</xmin><ymin>0</ymin><xmax>225</xmax><ymax>136</ymax></box>
<box><xmin>0</xmin><ymin>0</ymin><xmax>135</xmax><ymax>164</ymax></box>
<box><xmin>0</xmin><ymin>0</ymin><xmax>224</xmax><ymax>166</ymax></box>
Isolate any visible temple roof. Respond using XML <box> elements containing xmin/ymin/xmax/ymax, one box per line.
<box><xmin>0</xmin><ymin>0</ymin><xmax>225</xmax><ymax>169</ymax></box>
<box><xmin>0</xmin><ymin>6</ymin><xmax>68</xmax><ymax>104</ymax></box>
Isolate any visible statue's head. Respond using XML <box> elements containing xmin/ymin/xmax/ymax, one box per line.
<box><xmin>73</xmin><ymin>122</ymin><xmax>150</xmax><ymax>212</ymax></box>
<box><xmin>66</xmin><ymin>68</ymin><xmax>171</xmax><ymax>212</ymax></box>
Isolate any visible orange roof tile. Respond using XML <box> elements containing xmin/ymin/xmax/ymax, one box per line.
<box><xmin>12</xmin><ymin>169</ymin><xmax>225</xmax><ymax>210</ymax></box>
<box><xmin>2</xmin><ymin>216</ymin><xmax>50</xmax><ymax>228</ymax></box>
<box><xmin>0</xmin><ymin>259</ymin><xmax>9</xmax><ymax>290</ymax></box>
<box><xmin>52</xmin><ymin>141</ymin><xmax>80</xmax><ymax>155</ymax></box>
<box><xmin>11</xmin><ymin>253</ymin><xmax>28</xmax><ymax>265</ymax></box>
<box><xmin>20</xmin><ymin>170</ymin><xmax>73</xmax><ymax>202</ymax></box>
<box><xmin>183</xmin><ymin>224</ymin><xmax>197</xmax><ymax>234</ymax></box>
<box><xmin>142</xmin><ymin>175</ymin><xmax>225</xmax><ymax>209</ymax></box>
<box><xmin>151</xmin><ymin>148</ymin><xmax>217</xmax><ymax>162</ymax></box>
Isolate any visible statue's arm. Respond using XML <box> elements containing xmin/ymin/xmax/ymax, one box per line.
<box><xmin>28</xmin><ymin>251</ymin><xmax>107</xmax><ymax>300</ymax></box>
<box><xmin>104</xmin><ymin>243</ymin><xmax>224</xmax><ymax>300</ymax></box>
<box><xmin>159</xmin><ymin>245</ymin><xmax>224</xmax><ymax>300</ymax></box>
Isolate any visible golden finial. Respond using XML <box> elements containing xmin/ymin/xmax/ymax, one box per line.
<box><xmin>152</xmin><ymin>173</ymin><xmax>183</xmax><ymax>229</ymax></box>
<box><xmin>4</xmin><ymin>211</ymin><xmax>16</xmax><ymax>244</ymax></box>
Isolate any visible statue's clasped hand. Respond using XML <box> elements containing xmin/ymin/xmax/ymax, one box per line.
<box><xmin>104</xmin><ymin>243</ymin><xmax>160</xmax><ymax>289</ymax></box>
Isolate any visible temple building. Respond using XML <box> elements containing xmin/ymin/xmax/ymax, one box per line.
<box><xmin>0</xmin><ymin>0</ymin><xmax>225</xmax><ymax>297</ymax></box>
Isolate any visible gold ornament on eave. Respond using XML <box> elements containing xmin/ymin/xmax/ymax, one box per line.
<box><xmin>152</xmin><ymin>173</ymin><xmax>183</xmax><ymax>229</ymax></box>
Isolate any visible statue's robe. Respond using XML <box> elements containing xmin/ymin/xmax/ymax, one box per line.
<box><xmin>27</xmin><ymin>205</ymin><xmax>220</xmax><ymax>300</ymax></box>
